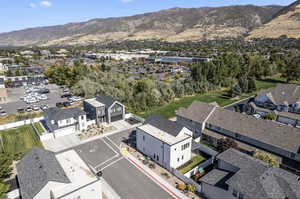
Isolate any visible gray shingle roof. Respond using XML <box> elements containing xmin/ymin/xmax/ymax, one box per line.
<box><xmin>44</xmin><ymin>107</ymin><xmax>86</xmax><ymax>122</ymax></box>
<box><xmin>217</xmin><ymin>148</ymin><xmax>300</xmax><ymax>199</ymax></box>
<box><xmin>16</xmin><ymin>147</ymin><xmax>70</xmax><ymax>199</ymax></box>
<box><xmin>207</xmin><ymin>108</ymin><xmax>300</xmax><ymax>153</ymax></box>
<box><xmin>96</xmin><ymin>95</ymin><xmax>118</xmax><ymax>107</ymax></box>
<box><xmin>256</xmin><ymin>83</ymin><xmax>300</xmax><ymax>105</ymax></box>
<box><xmin>144</xmin><ymin>114</ymin><xmax>184</xmax><ymax>137</ymax></box>
<box><xmin>177</xmin><ymin>101</ymin><xmax>216</xmax><ymax>124</ymax></box>
<box><xmin>200</xmin><ymin>169</ymin><xmax>231</xmax><ymax>186</ymax></box>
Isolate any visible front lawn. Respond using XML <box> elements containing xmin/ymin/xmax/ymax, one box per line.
<box><xmin>0</xmin><ymin>125</ymin><xmax>43</xmax><ymax>158</ymax></box>
<box><xmin>179</xmin><ymin>155</ymin><xmax>206</xmax><ymax>174</ymax></box>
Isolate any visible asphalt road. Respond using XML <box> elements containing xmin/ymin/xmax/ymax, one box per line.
<box><xmin>71</xmin><ymin>130</ymin><xmax>173</xmax><ymax>199</ymax></box>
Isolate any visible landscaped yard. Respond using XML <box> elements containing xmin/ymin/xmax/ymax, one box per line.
<box><xmin>33</xmin><ymin>122</ymin><xmax>45</xmax><ymax>135</ymax></box>
<box><xmin>179</xmin><ymin>155</ymin><xmax>206</xmax><ymax>174</ymax></box>
<box><xmin>137</xmin><ymin>77</ymin><xmax>282</xmax><ymax>119</ymax></box>
<box><xmin>0</xmin><ymin>125</ymin><xmax>43</xmax><ymax>157</ymax></box>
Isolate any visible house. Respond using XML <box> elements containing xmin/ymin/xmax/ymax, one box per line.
<box><xmin>84</xmin><ymin>96</ymin><xmax>125</xmax><ymax>124</ymax></box>
<box><xmin>43</xmin><ymin>107</ymin><xmax>87</xmax><ymax>138</ymax></box>
<box><xmin>136</xmin><ymin>114</ymin><xmax>193</xmax><ymax>171</ymax></box>
<box><xmin>176</xmin><ymin>101</ymin><xmax>300</xmax><ymax>174</ymax></box>
<box><xmin>16</xmin><ymin>147</ymin><xmax>102</xmax><ymax>199</ymax></box>
<box><xmin>200</xmin><ymin>148</ymin><xmax>300</xmax><ymax>199</ymax></box>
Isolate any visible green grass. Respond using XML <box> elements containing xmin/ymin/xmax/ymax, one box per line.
<box><xmin>0</xmin><ymin>125</ymin><xmax>43</xmax><ymax>157</ymax></box>
<box><xmin>137</xmin><ymin>76</ymin><xmax>284</xmax><ymax>119</ymax></box>
<box><xmin>179</xmin><ymin>155</ymin><xmax>206</xmax><ymax>174</ymax></box>
<box><xmin>33</xmin><ymin>122</ymin><xmax>45</xmax><ymax>135</ymax></box>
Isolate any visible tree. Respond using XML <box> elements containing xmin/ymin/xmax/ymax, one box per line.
<box><xmin>0</xmin><ymin>183</ymin><xmax>9</xmax><ymax>199</ymax></box>
<box><xmin>217</xmin><ymin>138</ymin><xmax>238</xmax><ymax>152</ymax></box>
<box><xmin>253</xmin><ymin>151</ymin><xmax>279</xmax><ymax>167</ymax></box>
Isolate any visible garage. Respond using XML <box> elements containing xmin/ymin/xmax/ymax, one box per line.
<box><xmin>111</xmin><ymin>114</ymin><xmax>123</xmax><ymax>122</ymax></box>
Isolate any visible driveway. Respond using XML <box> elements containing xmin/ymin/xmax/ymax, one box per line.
<box><xmin>42</xmin><ymin>134</ymin><xmax>80</xmax><ymax>152</ymax></box>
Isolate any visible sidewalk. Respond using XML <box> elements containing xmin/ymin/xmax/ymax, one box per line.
<box><xmin>125</xmin><ymin>153</ymin><xmax>190</xmax><ymax>199</ymax></box>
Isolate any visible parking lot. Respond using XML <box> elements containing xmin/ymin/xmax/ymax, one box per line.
<box><xmin>71</xmin><ymin>131</ymin><xmax>173</xmax><ymax>199</ymax></box>
<box><xmin>1</xmin><ymin>84</ymin><xmax>68</xmax><ymax>114</ymax></box>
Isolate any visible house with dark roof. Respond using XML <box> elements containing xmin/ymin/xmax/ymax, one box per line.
<box><xmin>43</xmin><ymin>107</ymin><xmax>87</xmax><ymax>139</ymax></box>
<box><xmin>83</xmin><ymin>95</ymin><xmax>125</xmax><ymax>124</ymax></box>
<box><xmin>254</xmin><ymin>83</ymin><xmax>300</xmax><ymax>125</ymax></box>
<box><xmin>16</xmin><ymin>147</ymin><xmax>102</xmax><ymax>199</ymax></box>
<box><xmin>200</xmin><ymin>148</ymin><xmax>300</xmax><ymax>199</ymax></box>
<box><xmin>176</xmin><ymin>101</ymin><xmax>300</xmax><ymax>174</ymax></box>
<box><xmin>136</xmin><ymin>114</ymin><xmax>193</xmax><ymax>171</ymax></box>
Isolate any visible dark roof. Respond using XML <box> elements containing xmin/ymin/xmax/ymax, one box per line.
<box><xmin>16</xmin><ymin>147</ymin><xmax>70</xmax><ymax>199</ymax></box>
<box><xmin>96</xmin><ymin>95</ymin><xmax>118</xmax><ymax>107</ymax></box>
<box><xmin>207</xmin><ymin>108</ymin><xmax>300</xmax><ymax>153</ymax></box>
<box><xmin>144</xmin><ymin>114</ymin><xmax>184</xmax><ymax>137</ymax></box>
<box><xmin>256</xmin><ymin>83</ymin><xmax>300</xmax><ymax>105</ymax></box>
<box><xmin>177</xmin><ymin>101</ymin><xmax>216</xmax><ymax>124</ymax></box>
<box><xmin>44</xmin><ymin>107</ymin><xmax>86</xmax><ymax>122</ymax></box>
<box><xmin>200</xmin><ymin>169</ymin><xmax>232</xmax><ymax>186</ymax></box>
<box><xmin>217</xmin><ymin>148</ymin><xmax>300</xmax><ymax>199</ymax></box>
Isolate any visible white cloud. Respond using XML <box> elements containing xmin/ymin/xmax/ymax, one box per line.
<box><xmin>121</xmin><ymin>0</ymin><xmax>134</xmax><ymax>3</ymax></box>
<box><xmin>29</xmin><ymin>2</ymin><xmax>37</xmax><ymax>8</ymax></box>
<box><xmin>40</xmin><ymin>1</ymin><xmax>52</xmax><ymax>7</ymax></box>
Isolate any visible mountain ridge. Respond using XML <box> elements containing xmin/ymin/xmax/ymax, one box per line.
<box><xmin>0</xmin><ymin>4</ymin><xmax>284</xmax><ymax>46</ymax></box>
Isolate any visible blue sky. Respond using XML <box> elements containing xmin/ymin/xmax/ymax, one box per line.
<box><xmin>0</xmin><ymin>0</ymin><xmax>296</xmax><ymax>33</ymax></box>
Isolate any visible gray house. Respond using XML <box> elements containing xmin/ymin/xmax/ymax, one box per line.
<box><xmin>84</xmin><ymin>96</ymin><xmax>125</xmax><ymax>124</ymax></box>
<box><xmin>44</xmin><ymin>107</ymin><xmax>87</xmax><ymax>138</ymax></box>
<box><xmin>177</xmin><ymin>101</ymin><xmax>300</xmax><ymax>174</ymax></box>
<box><xmin>200</xmin><ymin>148</ymin><xmax>300</xmax><ymax>199</ymax></box>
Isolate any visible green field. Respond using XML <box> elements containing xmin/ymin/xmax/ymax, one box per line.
<box><xmin>138</xmin><ymin>77</ymin><xmax>281</xmax><ymax>119</ymax></box>
<box><xmin>0</xmin><ymin>125</ymin><xmax>43</xmax><ymax>157</ymax></box>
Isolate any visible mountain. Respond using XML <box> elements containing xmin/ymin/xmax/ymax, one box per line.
<box><xmin>0</xmin><ymin>5</ymin><xmax>283</xmax><ymax>46</ymax></box>
<box><xmin>249</xmin><ymin>0</ymin><xmax>300</xmax><ymax>39</ymax></box>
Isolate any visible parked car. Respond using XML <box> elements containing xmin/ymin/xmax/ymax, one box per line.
<box><xmin>0</xmin><ymin>110</ymin><xmax>7</xmax><ymax>116</ymax></box>
<box><xmin>61</xmin><ymin>93</ymin><xmax>72</xmax><ymax>98</ymax></box>
<box><xmin>33</xmin><ymin>105</ymin><xmax>39</xmax><ymax>111</ymax></box>
<box><xmin>26</xmin><ymin>107</ymin><xmax>33</xmax><ymax>112</ymax></box>
<box><xmin>40</xmin><ymin>105</ymin><xmax>49</xmax><ymax>111</ymax></box>
<box><xmin>63</xmin><ymin>88</ymin><xmax>69</xmax><ymax>92</ymax></box>
<box><xmin>253</xmin><ymin>114</ymin><xmax>261</xmax><ymax>119</ymax></box>
<box><xmin>63</xmin><ymin>101</ymin><xmax>71</xmax><ymax>107</ymax></box>
<box><xmin>17</xmin><ymin>108</ymin><xmax>25</xmax><ymax>113</ymax></box>
<box><xmin>56</xmin><ymin>102</ymin><xmax>64</xmax><ymax>108</ymax></box>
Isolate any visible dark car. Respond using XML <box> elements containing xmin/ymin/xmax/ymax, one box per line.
<box><xmin>61</xmin><ymin>93</ymin><xmax>72</xmax><ymax>98</ymax></box>
<box><xmin>56</xmin><ymin>102</ymin><xmax>64</xmax><ymax>108</ymax></box>
<box><xmin>63</xmin><ymin>101</ymin><xmax>71</xmax><ymax>107</ymax></box>
<box><xmin>17</xmin><ymin>108</ymin><xmax>25</xmax><ymax>113</ymax></box>
<box><xmin>39</xmin><ymin>88</ymin><xmax>50</xmax><ymax>94</ymax></box>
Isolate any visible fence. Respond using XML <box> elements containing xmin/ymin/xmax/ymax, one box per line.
<box><xmin>184</xmin><ymin>157</ymin><xmax>214</xmax><ymax>178</ymax></box>
<box><xmin>172</xmin><ymin>168</ymin><xmax>202</xmax><ymax>193</ymax></box>
<box><xmin>0</xmin><ymin>117</ymin><xmax>44</xmax><ymax>131</ymax></box>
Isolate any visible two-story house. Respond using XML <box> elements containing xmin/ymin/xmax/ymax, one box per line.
<box><xmin>136</xmin><ymin>114</ymin><xmax>193</xmax><ymax>171</ymax></box>
<box><xmin>44</xmin><ymin>107</ymin><xmax>87</xmax><ymax>138</ymax></box>
<box><xmin>177</xmin><ymin>101</ymin><xmax>300</xmax><ymax>174</ymax></box>
<box><xmin>17</xmin><ymin>147</ymin><xmax>102</xmax><ymax>199</ymax></box>
<box><xmin>200</xmin><ymin>148</ymin><xmax>300</xmax><ymax>199</ymax></box>
<box><xmin>84</xmin><ymin>95</ymin><xmax>125</xmax><ymax>125</ymax></box>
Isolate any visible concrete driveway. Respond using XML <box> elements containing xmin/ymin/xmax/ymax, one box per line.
<box><xmin>42</xmin><ymin>134</ymin><xmax>80</xmax><ymax>152</ymax></box>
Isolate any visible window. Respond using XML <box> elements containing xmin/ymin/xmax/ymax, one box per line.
<box><xmin>73</xmin><ymin>196</ymin><xmax>81</xmax><ymax>199</ymax></box>
<box><xmin>157</xmin><ymin>155</ymin><xmax>159</xmax><ymax>161</ymax></box>
<box><xmin>182</xmin><ymin>155</ymin><xmax>184</xmax><ymax>160</ymax></box>
<box><xmin>290</xmin><ymin>153</ymin><xmax>296</xmax><ymax>158</ymax></box>
<box><xmin>143</xmin><ymin>135</ymin><xmax>145</xmax><ymax>141</ymax></box>
<box><xmin>81</xmin><ymin>115</ymin><xmax>84</xmax><ymax>120</ymax></box>
<box><xmin>154</xmin><ymin>154</ymin><xmax>156</xmax><ymax>159</ymax></box>
<box><xmin>177</xmin><ymin>158</ymin><xmax>180</xmax><ymax>162</ymax></box>
<box><xmin>66</xmin><ymin>119</ymin><xmax>71</xmax><ymax>124</ymax></box>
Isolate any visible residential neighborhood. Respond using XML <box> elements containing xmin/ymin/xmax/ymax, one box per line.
<box><xmin>1</xmin><ymin>0</ymin><xmax>300</xmax><ymax>198</ymax></box>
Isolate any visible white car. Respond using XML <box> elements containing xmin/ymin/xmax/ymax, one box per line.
<box><xmin>33</xmin><ymin>106</ymin><xmax>39</xmax><ymax>111</ymax></box>
<box><xmin>253</xmin><ymin>114</ymin><xmax>261</xmax><ymax>119</ymax></box>
<box><xmin>0</xmin><ymin>111</ymin><xmax>7</xmax><ymax>116</ymax></box>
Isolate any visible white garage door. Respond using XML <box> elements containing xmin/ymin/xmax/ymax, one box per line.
<box><xmin>55</xmin><ymin>126</ymin><xmax>76</xmax><ymax>138</ymax></box>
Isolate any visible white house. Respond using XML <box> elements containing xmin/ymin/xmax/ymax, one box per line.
<box><xmin>136</xmin><ymin>114</ymin><xmax>193</xmax><ymax>170</ymax></box>
<box><xmin>43</xmin><ymin>107</ymin><xmax>87</xmax><ymax>138</ymax></box>
<box><xmin>17</xmin><ymin>147</ymin><xmax>102</xmax><ymax>199</ymax></box>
